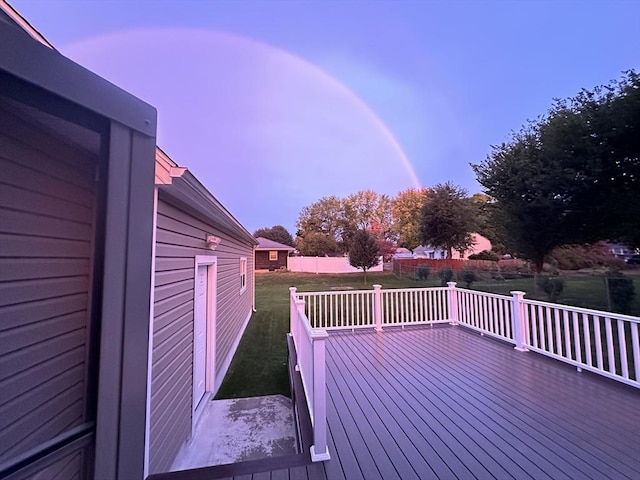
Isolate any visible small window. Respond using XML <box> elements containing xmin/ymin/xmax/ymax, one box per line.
<box><xmin>269</xmin><ymin>250</ymin><xmax>278</xmax><ymax>261</ymax></box>
<box><xmin>240</xmin><ymin>257</ymin><xmax>247</xmax><ymax>293</ymax></box>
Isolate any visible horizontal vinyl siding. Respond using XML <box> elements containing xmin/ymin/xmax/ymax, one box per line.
<box><xmin>0</xmin><ymin>113</ymin><xmax>95</xmax><ymax>473</ymax></box>
<box><xmin>149</xmin><ymin>198</ymin><xmax>254</xmax><ymax>474</ymax></box>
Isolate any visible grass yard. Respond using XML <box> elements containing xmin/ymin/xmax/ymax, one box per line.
<box><xmin>215</xmin><ymin>270</ymin><xmax>640</xmax><ymax>399</ymax></box>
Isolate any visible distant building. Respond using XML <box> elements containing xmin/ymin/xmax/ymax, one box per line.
<box><xmin>255</xmin><ymin>237</ymin><xmax>295</xmax><ymax>270</ymax></box>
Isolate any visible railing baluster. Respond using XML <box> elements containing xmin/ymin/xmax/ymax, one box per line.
<box><xmin>583</xmin><ymin>314</ymin><xmax>593</xmax><ymax>367</ymax></box>
<box><xmin>562</xmin><ymin>310</ymin><xmax>571</xmax><ymax>360</ymax></box>
<box><xmin>631</xmin><ymin>322</ymin><xmax>640</xmax><ymax>381</ymax></box>
<box><xmin>554</xmin><ymin>308</ymin><xmax>562</xmax><ymax>356</ymax></box>
<box><xmin>605</xmin><ymin>316</ymin><xmax>615</xmax><ymax>374</ymax></box>
<box><xmin>617</xmin><ymin>319</ymin><xmax>628</xmax><ymax>379</ymax></box>
<box><xmin>572</xmin><ymin>311</ymin><xmax>582</xmax><ymax>365</ymax></box>
<box><xmin>594</xmin><ymin>316</ymin><xmax>603</xmax><ymax>370</ymax></box>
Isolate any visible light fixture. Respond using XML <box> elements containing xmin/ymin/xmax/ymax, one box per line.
<box><xmin>205</xmin><ymin>234</ymin><xmax>220</xmax><ymax>250</ymax></box>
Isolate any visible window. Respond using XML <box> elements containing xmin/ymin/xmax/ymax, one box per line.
<box><xmin>240</xmin><ymin>257</ymin><xmax>247</xmax><ymax>293</ymax></box>
<box><xmin>269</xmin><ymin>250</ymin><xmax>278</xmax><ymax>261</ymax></box>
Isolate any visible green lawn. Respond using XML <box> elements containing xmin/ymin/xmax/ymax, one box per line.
<box><xmin>215</xmin><ymin>270</ymin><xmax>640</xmax><ymax>399</ymax></box>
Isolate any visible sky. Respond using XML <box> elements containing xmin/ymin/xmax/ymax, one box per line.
<box><xmin>10</xmin><ymin>0</ymin><xmax>640</xmax><ymax>235</ymax></box>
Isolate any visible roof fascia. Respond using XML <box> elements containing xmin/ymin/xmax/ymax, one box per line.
<box><xmin>0</xmin><ymin>20</ymin><xmax>156</xmax><ymax>137</ymax></box>
<box><xmin>159</xmin><ymin>171</ymin><xmax>257</xmax><ymax>246</ymax></box>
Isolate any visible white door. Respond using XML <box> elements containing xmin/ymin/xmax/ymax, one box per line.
<box><xmin>193</xmin><ymin>265</ymin><xmax>207</xmax><ymax>409</ymax></box>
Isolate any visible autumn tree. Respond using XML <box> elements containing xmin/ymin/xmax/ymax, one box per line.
<box><xmin>296</xmin><ymin>191</ymin><xmax>394</xmax><ymax>253</ymax></box>
<box><xmin>392</xmin><ymin>187</ymin><xmax>429</xmax><ymax>251</ymax></box>
<box><xmin>253</xmin><ymin>225</ymin><xmax>294</xmax><ymax>247</ymax></box>
<box><xmin>348</xmin><ymin>229</ymin><xmax>380</xmax><ymax>283</ymax></box>
<box><xmin>419</xmin><ymin>182</ymin><xmax>476</xmax><ymax>258</ymax></box>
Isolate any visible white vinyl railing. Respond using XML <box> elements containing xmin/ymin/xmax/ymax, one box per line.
<box><xmin>455</xmin><ymin>288</ymin><xmax>515</xmax><ymax>344</ymax></box>
<box><xmin>298</xmin><ymin>284</ymin><xmax>454</xmax><ymax>331</ymax></box>
<box><xmin>381</xmin><ymin>286</ymin><xmax>450</xmax><ymax>327</ymax></box>
<box><xmin>288</xmin><ymin>288</ymin><xmax>330</xmax><ymax>462</ymax></box>
<box><xmin>291</xmin><ymin>283</ymin><xmax>639</xmax><ymax>389</ymax></box>
<box><xmin>521</xmin><ymin>299</ymin><xmax>640</xmax><ymax>387</ymax></box>
<box><xmin>296</xmin><ymin>289</ymin><xmax>375</xmax><ymax>330</ymax></box>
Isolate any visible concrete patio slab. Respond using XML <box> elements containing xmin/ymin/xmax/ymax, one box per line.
<box><xmin>170</xmin><ymin>394</ymin><xmax>297</xmax><ymax>472</ymax></box>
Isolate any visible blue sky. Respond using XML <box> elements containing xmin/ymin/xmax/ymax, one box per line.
<box><xmin>11</xmin><ymin>0</ymin><xmax>640</xmax><ymax>234</ymax></box>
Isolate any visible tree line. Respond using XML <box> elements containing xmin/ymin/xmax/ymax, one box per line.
<box><xmin>256</xmin><ymin>184</ymin><xmax>485</xmax><ymax>259</ymax></box>
<box><xmin>256</xmin><ymin>70</ymin><xmax>639</xmax><ymax>274</ymax></box>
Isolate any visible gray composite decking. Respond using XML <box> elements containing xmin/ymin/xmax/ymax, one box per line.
<box><xmin>322</xmin><ymin>325</ymin><xmax>640</xmax><ymax>480</ymax></box>
<box><xmin>154</xmin><ymin>325</ymin><xmax>639</xmax><ymax>480</ymax></box>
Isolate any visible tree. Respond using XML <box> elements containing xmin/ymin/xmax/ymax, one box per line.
<box><xmin>296</xmin><ymin>232</ymin><xmax>339</xmax><ymax>256</ymax></box>
<box><xmin>296</xmin><ymin>191</ymin><xmax>395</xmax><ymax>253</ymax></box>
<box><xmin>253</xmin><ymin>225</ymin><xmax>294</xmax><ymax>247</ymax></box>
<box><xmin>472</xmin><ymin>70</ymin><xmax>640</xmax><ymax>271</ymax></box>
<box><xmin>348</xmin><ymin>229</ymin><xmax>380</xmax><ymax>283</ymax></box>
<box><xmin>419</xmin><ymin>182</ymin><xmax>476</xmax><ymax>259</ymax></box>
<box><xmin>392</xmin><ymin>188</ymin><xmax>429</xmax><ymax>251</ymax></box>
<box><xmin>296</xmin><ymin>196</ymin><xmax>344</xmax><ymax>244</ymax></box>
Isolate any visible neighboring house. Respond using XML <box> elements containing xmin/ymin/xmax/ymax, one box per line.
<box><xmin>255</xmin><ymin>237</ymin><xmax>294</xmax><ymax>270</ymax></box>
<box><xmin>391</xmin><ymin>247</ymin><xmax>413</xmax><ymax>259</ymax></box>
<box><xmin>413</xmin><ymin>233</ymin><xmax>492</xmax><ymax>260</ymax></box>
<box><xmin>0</xmin><ymin>4</ymin><xmax>256</xmax><ymax>479</ymax></box>
<box><xmin>148</xmin><ymin>150</ymin><xmax>257</xmax><ymax>474</ymax></box>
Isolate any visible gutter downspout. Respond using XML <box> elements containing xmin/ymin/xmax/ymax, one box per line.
<box><xmin>252</xmin><ymin>245</ymin><xmax>257</xmax><ymax>312</ymax></box>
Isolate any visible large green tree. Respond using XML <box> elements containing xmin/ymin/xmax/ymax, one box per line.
<box><xmin>392</xmin><ymin>187</ymin><xmax>430</xmax><ymax>251</ymax></box>
<box><xmin>419</xmin><ymin>182</ymin><xmax>476</xmax><ymax>258</ymax></box>
<box><xmin>348</xmin><ymin>229</ymin><xmax>380</xmax><ymax>283</ymax></box>
<box><xmin>296</xmin><ymin>232</ymin><xmax>340</xmax><ymax>256</ymax></box>
<box><xmin>473</xmin><ymin>70</ymin><xmax>640</xmax><ymax>271</ymax></box>
<box><xmin>296</xmin><ymin>196</ymin><xmax>344</xmax><ymax>243</ymax></box>
<box><xmin>253</xmin><ymin>225</ymin><xmax>294</xmax><ymax>247</ymax></box>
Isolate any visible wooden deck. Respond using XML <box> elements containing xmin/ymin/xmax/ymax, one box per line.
<box><xmin>322</xmin><ymin>325</ymin><xmax>639</xmax><ymax>480</ymax></box>
<box><xmin>154</xmin><ymin>325</ymin><xmax>639</xmax><ymax>479</ymax></box>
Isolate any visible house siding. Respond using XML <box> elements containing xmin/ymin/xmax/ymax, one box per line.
<box><xmin>149</xmin><ymin>197</ymin><xmax>254</xmax><ymax>474</ymax></box>
<box><xmin>0</xmin><ymin>105</ymin><xmax>97</xmax><ymax>475</ymax></box>
<box><xmin>255</xmin><ymin>250</ymin><xmax>289</xmax><ymax>270</ymax></box>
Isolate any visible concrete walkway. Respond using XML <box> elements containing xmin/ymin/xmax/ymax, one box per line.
<box><xmin>171</xmin><ymin>395</ymin><xmax>297</xmax><ymax>472</ymax></box>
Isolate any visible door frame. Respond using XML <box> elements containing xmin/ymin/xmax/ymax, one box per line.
<box><xmin>192</xmin><ymin>256</ymin><xmax>217</xmax><ymax>430</ymax></box>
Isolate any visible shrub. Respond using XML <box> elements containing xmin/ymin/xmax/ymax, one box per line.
<box><xmin>536</xmin><ymin>275</ymin><xmax>564</xmax><ymax>302</ymax></box>
<box><xmin>607</xmin><ymin>277</ymin><xmax>635</xmax><ymax>314</ymax></box>
<box><xmin>458</xmin><ymin>269</ymin><xmax>478</xmax><ymax>288</ymax></box>
<box><xmin>438</xmin><ymin>268</ymin><xmax>454</xmax><ymax>285</ymax></box>
<box><xmin>548</xmin><ymin>242</ymin><xmax>624</xmax><ymax>271</ymax></box>
<box><xmin>468</xmin><ymin>250</ymin><xmax>500</xmax><ymax>261</ymax></box>
<box><xmin>415</xmin><ymin>266</ymin><xmax>430</xmax><ymax>281</ymax></box>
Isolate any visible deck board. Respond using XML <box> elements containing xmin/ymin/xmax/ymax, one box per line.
<box><xmin>320</xmin><ymin>326</ymin><xmax>640</xmax><ymax>480</ymax></box>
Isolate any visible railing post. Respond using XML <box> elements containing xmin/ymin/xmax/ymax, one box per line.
<box><xmin>310</xmin><ymin>329</ymin><xmax>330</xmax><ymax>461</ymax></box>
<box><xmin>373</xmin><ymin>284</ymin><xmax>383</xmax><ymax>331</ymax></box>
<box><xmin>447</xmin><ymin>282</ymin><xmax>458</xmax><ymax>325</ymax></box>
<box><xmin>511</xmin><ymin>290</ymin><xmax>528</xmax><ymax>351</ymax></box>
<box><xmin>289</xmin><ymin>287</ymin><xmax>297</xmax><ymax>339</ymax></box>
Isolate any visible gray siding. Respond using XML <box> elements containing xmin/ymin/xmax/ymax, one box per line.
<box><xmin>149</xmin><ymin>198</ymin><xmax>254</xmax><ymax>473</ymax></box>
<box><xmin>0</xmin><ymin>108</ymin><xmax>96</xmax><ymax>471</ymax></box>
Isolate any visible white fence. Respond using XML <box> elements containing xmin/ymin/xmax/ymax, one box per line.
<box><xmin>288</xmin><ymin>256</ymin><xmax>384</xmax><ymax>274</ymax></box>
<box><xmin>291</xmin><ymin>283</ymin><xmax>640</xmax><ymax>389</ymax></box>
<box><xmin>288</xmin><ymin>289</ymin><xmax>330</xmax><ymax>462</ymax></box>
